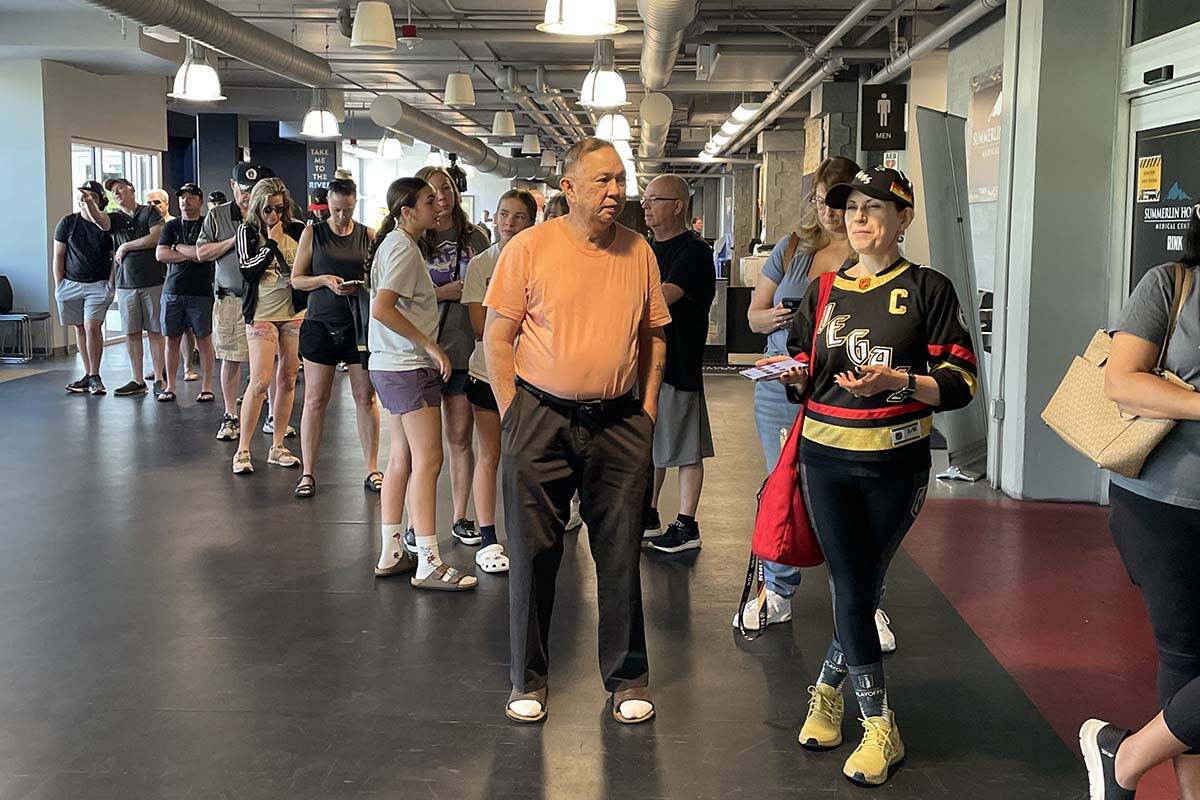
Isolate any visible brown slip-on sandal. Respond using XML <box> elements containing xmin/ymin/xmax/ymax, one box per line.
<box><xmin>410</xmin><ymin>563</ymin><xmax>478</xmax><ymax>591</ymax></box>
<box><xmin>612</xmin><ymin>687</ymin><xmax>655</xmax><ymax>724</ymax></box>
<box><xmin>505</xmin><ymin>686</ymin><xmax>548</xmax><ymax>724</ymax></box>
<box><xmin>374</xmin><ymin>551</ymin><xmax>417</xmax><ymax>578</ymax></box>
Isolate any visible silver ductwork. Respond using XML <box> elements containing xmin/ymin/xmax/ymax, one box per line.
<box><xmin>867</xmin><ymin>0</ymin><xmax>1005</xmax><ymax>85</ymax></box>
<box><xmin>637</xmin><ymin>0</ymin><xmax>698</xmax><ymax>91</ymax></box>
<box><xmin>82</xmin><ymin>0</ymin><xmax>331</xmax><ymax>87</ymax></box>
<box><xmin>638</xmin><ymin>93</ymin><xmax>673</xmax><ymax>162</ymax></box>
<box><xmin>370</xmin><ymin>95</ymin><xmax>552</xmax><ymax>182</ymax></box>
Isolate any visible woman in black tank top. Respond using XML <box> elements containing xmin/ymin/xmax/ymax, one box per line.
<box><xmin>291</xmin><ymin>179</ymin><xmax>381</xmax><ymax>498</ymax></box>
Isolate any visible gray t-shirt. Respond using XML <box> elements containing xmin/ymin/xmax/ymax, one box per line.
<box><xmin>368</xmin><ymin>229</ymin><xmax>439</xmax><ymax>372</ymax></box>
<box><xmin>760</xmin><ymin>234</ymin><xmax>815</xmax><ymax>356</ymax></box>
<box><xmin>112</xmin><ymin>204</ymin><xmax>164</xmax><ymax>288</ymax></box>
<box><xmin>197</xmin><ymin>202</ymin><xmax>246</xmax><ymax>293</ymax></box>
<box><xmin>427</xmin><ymin>226</ymin><xmax>491</xmax><ymax>370</ymax></box>
<box><xmin>1110</xmin><ymin>263</ymin><xmax>1200</xmax><ymax>509</ymax></box>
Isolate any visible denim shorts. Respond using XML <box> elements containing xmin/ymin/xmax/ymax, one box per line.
<box><xmin>160</xmin><ymin>293</ymin><xmax>214</xmax><ymax>338</ymax></box>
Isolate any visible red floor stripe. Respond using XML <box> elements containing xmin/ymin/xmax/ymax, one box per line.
<box><xmin>904</xmin><ymin>496</ymin><xmax>1178</xmax><ymax>798</ymax></box>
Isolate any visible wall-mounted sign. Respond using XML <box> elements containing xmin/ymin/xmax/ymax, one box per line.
<box><xmin>306</xmin><ymin>143</ymin><xmax>338</xmax><ymax>205</ymax></box>
<box><xmin>882</xmin><ymin>151</ymin><xmax>900</xmax><ymax>170</ymax></box>
<box><xmin>1130</xmin><ymin>120</ymin><xmax>1200</xmax><ymax>289</ymax></box>
<box><xmin>861</xmin><ymin>83</ymin><xmax>907</xmax><ymax>151</ymax></box>
<box><xmin>967</xmin><ymin>66</ymin><xmax>1003</xmax><ymax>203</ymax></box>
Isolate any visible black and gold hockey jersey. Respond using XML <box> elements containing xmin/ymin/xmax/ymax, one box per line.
<box><xmin>786</xmin><ymin>258</ymin><xmax>978</xmax><ymax>474</ymax></box>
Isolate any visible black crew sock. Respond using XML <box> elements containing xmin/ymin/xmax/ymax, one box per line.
<box><xmin>677</xmin><ymin>513</ymin><xmax>696</xmax><ymax>528</ymax></box>
<box><xmin>849</xmin><ymin>662</ymin><xmax>888</xmax><ymax>719</ymax></box>
<box><xmin>817</xmin><ymin>644</ymin><xmax>848</xmax><ymax>689</ymax></box>
<box><xmin>480</xmin><ymin>524</ymin><xmax>498</xmax><ymax>548</ymax></box>
<box><xmin>645</xmin><ymin>507</ymin><xmax>661</xmax><ymax>528</ymax></box>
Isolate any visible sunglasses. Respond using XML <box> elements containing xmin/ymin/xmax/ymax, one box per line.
<box><xmin>262</xmin><ymin>204</ymin><xmax>287</xmax><ymax>215</ymax></box>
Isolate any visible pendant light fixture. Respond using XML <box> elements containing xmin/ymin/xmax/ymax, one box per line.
<box><xmin>491</xmin><ymin>111</ymin><xmax>517</xmax><ymax>139</ymax></box>
<box><xmin>168</xmin><ymin>40</ymin><xmax>225</xmax><ymax>102</ymax></box>
<box><xmin>537</xmin><ymin>0</ymin><xmax>626</xmax><ymax>36</ymax></box>
<box><xmin>444</xmin><ymin>72</ymin><xmax>476</xmax><ymax>107</ymax></box>
<box><xmin>521</xmin><ymin>134</ymin><xmax>542</xmax><ymax>155</ymax></box>
<box><xmin>579</xmin><ymin>39</ymin><xmax>625</xmax><ymax>110</ymax></box>
<box><xmin>301</xmin><ymin>89</ymin><xmax>341</xmax><ymax>139</ymax></box>
<box><xmin>540</xmin><ymin>151</ymin><xmax>558</xmax><ymax>169</ymax></box>
<box><xmin>350</xmin><ymin>1</ymin><xmax>397</xmax><ymax>52</ymax></box>
<box><xmin>376</xmin><ymin>132</ymin><xmax>404</xmax><ymax>159</ymax></box>
<box><xmin>596</xmin><ymin>113</ymin><xmax>631</xmax><ymax>142</ymax></box>
<box><xmin>425</xmin><ymin>148</ymin><xmax>445</xmax><ymax>168</ymax></box>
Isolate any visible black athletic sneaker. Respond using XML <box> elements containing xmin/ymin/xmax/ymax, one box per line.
<box><xmin>643</xmin><ymin>508</ymin><xmax>662</xmax><ymax>539</ymax></box>
<box><xmin>646</xmin><ymin>520</ymin><xmax>702</xmax><ymax>554</ymax></box>
<box><xmin>113</xmin><ymin>380</ymin><xmax>148</xmax><ymax>397</ymax></box>
<box><xmin>451</xmin><ymin>518</ymin><xmax>481</xmax><ymax>545</ymax></box>
<box><xmin>66</xmin><ymin>376</ymin><xmax>91</xmax><ymax>393</ymax></box>
<box><xmin>88</xmin><ymin>375</ymin><xmax>107</xmax><ymax>396</ymax></box>
<box><xmin>1079</xmin><ymin>719</ymin><xmax>1135</xmax><ymax>800</ymax></box>
<box><xmin>404</xmin><ymin>527</ymin><xmax>417</xmax><ymax>555</ymax></box>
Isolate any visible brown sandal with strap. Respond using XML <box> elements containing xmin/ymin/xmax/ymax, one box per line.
<box><xmin>612</xmin><ymin>687</ymin><xmax>655</xmax><ymax>724</ymax></box>
<box><xmin>410</xmin><ymin>563</ymin><xmax>478</xmax><ymax>592</ymax></box>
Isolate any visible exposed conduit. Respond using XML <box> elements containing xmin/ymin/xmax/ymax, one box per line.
<box><xmin>638</xmin><ymin>0</ymin><xmax>698</xmax><ymax>91</ymax></box>
<box><xmin>867</xmin><ymin>0</ymin><xmax>1005</xmax><ymax>85</ymax></box>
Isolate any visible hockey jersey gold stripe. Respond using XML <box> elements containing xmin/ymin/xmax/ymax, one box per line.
<box><xmin>802</xmin><ymin>414</ymin><xmax>934</xmax><ymax>452</ymax></box>
<box><xmin>832</xmin><ymin>263</ymin><xmax>912</xmax><ymax>294</ymax></box>
<box><xmin>931</xmin><ymin>362</ymin><xmax>978</xmax><ymax>395</ymax></box>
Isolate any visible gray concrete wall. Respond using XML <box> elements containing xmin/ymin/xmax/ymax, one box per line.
<box><xmin>0</xmin><ymin>61</ymin><xmax>48</xmax><ymax>325</ymax></box>
<box><xmin>759</xmin><ymin>129</ymin><xmax>807</xmax><ymax>244</ymax></box>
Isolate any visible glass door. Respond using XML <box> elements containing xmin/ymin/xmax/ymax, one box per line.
<box><xmin>1124</xmin><ymin>81</ymin><xmax>1200</xmax><ymax>293</ymax></box>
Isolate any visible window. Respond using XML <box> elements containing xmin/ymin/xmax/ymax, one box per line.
<box><xmin>1132</xmin><ymin>0</ymin><xmax>1200</xmax><ymax>45</ymax></box>
<box><xmin>70</xmin><ymin>141</ymin><xmax>161</xmax><ymax>341</ymax></box>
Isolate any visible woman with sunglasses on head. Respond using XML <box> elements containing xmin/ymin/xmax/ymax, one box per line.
<box><xmin>231</xmin><ymin>177</ymin><xmax>306</xmax><ymax>475</ymax></box>
<box><xmin>759</xmin><ymin>167</ymin><xmax>977</xmax><ymax>787</ymax></box>
<box><xmin>289</xmin><ymin>177</ymin><xmax>381</xmax><ymax>498</ymax></box>
<box><xmin>460</xmin><ymin>189</ymin><xmax>538</xmax><ymax>575</ymax></box>
<box><xmin>413</xmin><ymin>166</ymin><xmax>492</xmax><ymax>549</ymax></box>
<box><xmin>370</xmin><ymin>177</ymin><xmax>476</xmax><ymax>591</ymax></box>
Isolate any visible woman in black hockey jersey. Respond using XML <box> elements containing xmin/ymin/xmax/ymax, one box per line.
<box><xmin>758</xmin><ymin>167</ymin><xmax>978</xmax><ymax>788</ymax></box>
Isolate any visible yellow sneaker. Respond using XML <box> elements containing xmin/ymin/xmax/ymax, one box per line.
<box><xmin>798</xmin><ymin>684</ymin><xmax>844</xmax><ymax>750</ymax></box>
<box><xmin>843</xmin><ymin>711</ymin><xmax>905</xmax><ymax>786</ymax></box>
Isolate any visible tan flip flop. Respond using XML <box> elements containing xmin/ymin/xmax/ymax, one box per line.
<box><xmin>612</xmin><ymin>687</ymin><xmax>655</xmax><ymax>724</ymax></box>
<box><xmin>410</xmin><ymin>563</ymin><xmax>478</xmax><ymax>591</ymax></box>
<box><xmin>505</xmin><ymin>686</ymin><xmax>547</xmax><ymax>724</ymax></box>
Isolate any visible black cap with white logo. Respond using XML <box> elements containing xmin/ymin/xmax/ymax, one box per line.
<box><xmin>826</xmin><ymin>166</ymin><xmax>916</xmax><ymax>210</ymax></box>
<box><xmin>176</xmin><ymin>182</ymin><xmax>203</xmax><ymax>198</ymax></box>
<box><xmin>77</xmin><ymin>180</ymin><xmax>105</xmax><ymax>198</ymax></box>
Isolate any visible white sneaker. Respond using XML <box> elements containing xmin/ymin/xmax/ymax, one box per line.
<box><xmin>566</xmin><ymin>498</ymin><xmax>583</xmax><ymax>531</ymax></box>
<box><xmin>733</xmin><ymin>589</ymin><xmax>792</xmax><ymax>631</ymax></box>
<box><xmin>262</xmin><ymin>416</ymin><xmax>296</xmax><ymax>438</ymax></box>
<box><xmin>875</xmin><ymin>609</ymin><xmax>897</xmax><ymax>653</ymax></box>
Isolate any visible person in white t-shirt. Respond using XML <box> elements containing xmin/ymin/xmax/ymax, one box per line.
<box><xmin>461</xmin><ymin>190</ymin><xmax>537</xmax><ymax>575</ymax></box>
<box><xmin>368</xmin><ymin>176</ymin><xmax>476</xmax><ymax>592</ymax></box>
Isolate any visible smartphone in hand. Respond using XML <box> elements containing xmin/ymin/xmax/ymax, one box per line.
<box><xmin>781</xmin><ymin>297</ymin><xmax>802</xmax><ymax>310</ymax></box>
<box><xmin>740</xmin><ymin>359</ymin><xmax>805</xmax><ymax>381</ymax></box>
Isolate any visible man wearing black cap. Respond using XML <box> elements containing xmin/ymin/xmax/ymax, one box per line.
<box><xmin>197</xmin><ymin>163</ymin><xmax>272</xmax><ymax>440</ymax></box>
<box><xmin>207</xmin><ymin>191</ymin><xmax>227</xmax><ymax>211</ymax></box>
<box><xmin>53</xmin><ymin>180</ymin><xmax>116</xmax><ymax>395</ymax></box>
<box><xmin>104</xmin><ymin>176</ymin><xmax>166</xmax><ymax>397</ymax></box>
<box><xmin>155</xmin><ymin>183</ymin><xmax>215</xmax><ymax>403</ymax></box>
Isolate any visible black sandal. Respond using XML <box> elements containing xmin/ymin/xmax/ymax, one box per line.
<box><xmin>363</xmin><ymin>471</ymin><xmax>384</xmax><ymax>493</ymax></box>
<box><xmin>156</xmin><ymin>390</ymin><xmax>176</xmax><ymax>403</ymax></box>
<box><xmin>294</xmin><ymin>474</ymin><xmax>316</xmax><ymax>498</ymax></box>
<box><xmin>196</xmin><ymin>390</ymin><xmax>215</xmax><ymax>403</ymax></box>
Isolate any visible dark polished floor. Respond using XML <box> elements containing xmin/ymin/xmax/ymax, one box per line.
<box><xmin>0</xmin><ymin>359</ymin><xmax>1101</xmax><ymax>798</ymax></box>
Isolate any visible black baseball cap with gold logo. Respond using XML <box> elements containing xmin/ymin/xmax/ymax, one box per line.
<box><xmin>231</xmin><ymin>162</ymin><xmax>273</xmax><ymax>191</ymax></box>
<box><xmin>826</xmin><ymin>166</ymin><xmax>915</xmax><ymax>210</ymax></box>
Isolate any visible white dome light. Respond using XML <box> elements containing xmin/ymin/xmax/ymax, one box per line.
<box><xmin>521</xmin><ymin>134</ymin><xmax>542</xmax><ymax>155</ymax></box>
<box><xmin>444</xmin><ymin>72</ymin><xmax>476</xmax><ymax>107</ymax></box>
<box><xmin>538</xmin><ymin>0</ymin><xmax>627</xmax><ymax>36</ymax></box>
<box><xmin>491</xmin><ymin>111</ymin><xmax>517</xmax><ymax>139</ymax></box>
<box><xmin>168</xmin><ymin>41</ymin><xmax>225</xmax><ymax>102</ymax></box>
<box><xmin>579</xmin><ymin>39</ymin><xmax>625</xmax><ymax>110</ymax></box>
<box><xmin>377</xmin><ymin>134</ymin><xmax>404</xmax><ymax>159</ymax></box>
<box><xmin>350</xmin><ymin>1</ymin><xmax>397</xmax><ymax>52</ymax></box>
<box><xmin>596</xmin><ymin>113</ymin><xmax>632</xmax><ymax>141</ymax></box>
<box><xmin>301</xmin><ymin>89</ymin><xmax>341</xmax><ymax>140</ymax></box>
<box><xmin>425</xmin><ymin>149</ymin><xmax>445</xmax><ymax>168</ymax></box>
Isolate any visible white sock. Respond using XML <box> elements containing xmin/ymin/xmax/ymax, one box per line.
<box><xmin>415</xmin><ymin>534</ymin><xmax>442</xmax><ymax>579</ymax></box>
<box><xmin>378</xmin><ymin>523</ymin><xmax>405</xmax><ymax>569</ymax></box>
<box><xmin>618</xmin><ymin>699</ymin><xmax>653</xmax><ymax>720</ymax></box>
<box><xmin>509</xmin><ymin>699</ymin><xmax>543</xmax><ymax>719</ymax></box>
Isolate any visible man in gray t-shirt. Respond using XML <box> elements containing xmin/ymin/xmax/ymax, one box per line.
<box><xmin>104</xmin><ymin>178</ymin><xmax>165</xmax><ymax>396</ymax></box>
<box><xmin>1111</xmin><ymin>263</ymin><xmax>1200</xmax><ymax>509</ymax></box>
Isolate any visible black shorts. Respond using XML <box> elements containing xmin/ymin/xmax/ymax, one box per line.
<box><xmin>466</xmin><ymin>376</ymin><xmax>498</xmax><ymax>412</ymax></box>
<box><xmin>443</xmin><ymin>369</ymin><xmax>470</xmax><ymax>396</ymax></box>
<box><xmin>299</xmin><ymin>318</ymin><xmax>367</xmax><ymax>368</ymax></box>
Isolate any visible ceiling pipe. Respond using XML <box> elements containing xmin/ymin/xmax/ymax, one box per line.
<box><xmin>81</xmin><ymin>0</ymin><xmax>331</xmax><ymax>87</ymax></box>
<box><xmin>370</xmin><ymin>94</ymin><xmax>552</xmax><ymax>181</ymax></box>
<box><xmin>638</xmin><ymin>0</ymin><xmax>698</xmax><ymax>91</ymax></box>
<box><xmin>867</xmin><ymin>0</ymin><xmax>1005</xmax><ymax>85</ymax></box>
<box><xmin>723</xmin><ymin>58</ymin><xmax>844</xmax><ymax>156</ymax></box>
<box><xmin>507</xmin><ymin>70</ymin><xmax>775</xmax><ymax>94</ymax></box>
<box><xmin>852</xmin><ymin>0</ymin><xmax>915</xmax><ymax>45</ymax></box>
<box><xmin>715</xmin><ymin>0</ymin><xmax>886</xmax><ymax>157</ymax></box>
<box><xmin>638</xmin><ymin>93</ymin><xmax>674</xmax><ymax>167</ymax></box>
<box><xmin>495</xmin><ymin>67</ymin><xmax>574</xmax><ymax>152</ymax></box>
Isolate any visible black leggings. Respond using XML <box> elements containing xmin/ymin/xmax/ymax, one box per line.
<box><xmin>1109</xmin><ymin>483</ymin><xmax>1200</xmax><ymax>750</ymax></box>
<box><xmin>801</xmin><ymin>463</ymin><xmax>928</xmax><ymax>667</ymax></box>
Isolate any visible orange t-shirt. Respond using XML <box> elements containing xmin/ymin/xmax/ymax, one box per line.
<box><xmin>484</xmin><ymin>217</ymin><xmax>672</xmax><ymax>401</ymax></box>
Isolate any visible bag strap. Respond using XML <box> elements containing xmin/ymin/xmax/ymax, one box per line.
<box><xmin>804</xmin><ymin>271</ymin><xmax>837</xmax><ymax>380</ymax></box>
<box><xmin>1158</xmin><ymin>263</ymin><xmax>1194</xmax><ymax>372</ymax></box>
<box><xmin>782</xmin><ymin>232</ymin><xmax>802</xmax><ymax>272</ymax></box>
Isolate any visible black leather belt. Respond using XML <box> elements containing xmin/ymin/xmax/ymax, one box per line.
<box><xmin>517</xmin><ymin>378</ymin><xmax>637</xmax><ymax>419</ymax></box>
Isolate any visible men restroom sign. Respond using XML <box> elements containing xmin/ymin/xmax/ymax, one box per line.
<box><xmin>861</xmin><ymin>84</ymin><xmax>907</xmax><ymax>151</ymax></box>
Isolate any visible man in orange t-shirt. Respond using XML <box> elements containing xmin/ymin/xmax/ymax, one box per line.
<box><xmin>484</xmin><ymin>138</ymin><xmax>671</xmax><ymax>726</ymax></box>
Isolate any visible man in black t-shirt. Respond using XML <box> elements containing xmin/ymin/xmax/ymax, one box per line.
<box><xmin>640</xmin><ymin>175</ymin><xmax>717</xmax><ymax>554</ymax></box>
<box><xmin>155</xmin><ymin>183</ymin><xmax>216</xmax><ymax>402</ymax></box>
<box><xmin>53</xmin><ymin>180</ymin><xmax>117</xmax><ymax>395</ymax></box>
<box><xmin>105</xmin><ymin>177</ymin><xmax>165</xmax><ymax>396</ymax></box>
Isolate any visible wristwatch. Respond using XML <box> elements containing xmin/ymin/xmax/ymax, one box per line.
<box><xmin>895</xmin><ymin>371</ymin><xmax>917</xmax><ymax>401</ymax></box>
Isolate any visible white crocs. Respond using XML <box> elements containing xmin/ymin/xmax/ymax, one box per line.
<box><xmin>475</xmin><ymin>543</ymin><xmax>510</xmax><ymax>574</ymax></box>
